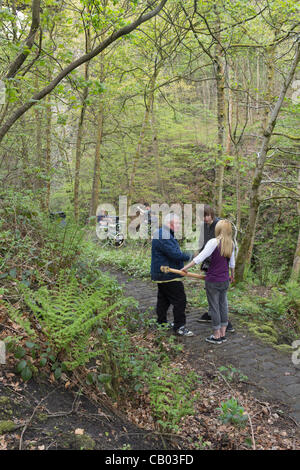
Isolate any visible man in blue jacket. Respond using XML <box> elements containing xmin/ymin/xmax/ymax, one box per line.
<box><xmin>151</xmin><ymin>213</ymin><xmax>194</xmax><ymax>337</ymax></box>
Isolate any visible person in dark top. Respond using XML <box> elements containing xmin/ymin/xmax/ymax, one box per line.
<box><xmin>151</xmin><ymin>213</ymin><xmax>194</xmax><ymax>337</ymax></box>
<box><xmin>197</xmin><ymin>205</ymin><xmax>235</xmax><ymax>333</ymax></box>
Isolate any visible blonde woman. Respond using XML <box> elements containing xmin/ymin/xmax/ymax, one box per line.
<box><xmin>183</xmin><ymin>220</ymin><xmax>235</xmax><ymax>344</ymax></box>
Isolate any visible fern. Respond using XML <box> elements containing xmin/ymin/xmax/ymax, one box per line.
<box><xmin>17</xmin><ymin>271</ymin><xmax>126</xmax><ymax>369</ymax></box>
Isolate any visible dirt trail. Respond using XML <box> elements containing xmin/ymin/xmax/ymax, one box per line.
<box><xmin>103</xmin><ymin>267</ymin><xmax>300</xmax><ymax>425</ymax></box>
<box><xmin>1</xmin><ymin>265</ymin><xmax>299</xmax><ymax>450</ymax></box>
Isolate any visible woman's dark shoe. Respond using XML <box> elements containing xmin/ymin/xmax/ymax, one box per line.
<box><xmin>197</xmin><ymin>312</ymin><xmax>211</xmax><ymax>323</ymax></box>
<box><xmin>226</xmin><ymin>322</ymin><xmax>235</xmax><ymax>333</ymax></box>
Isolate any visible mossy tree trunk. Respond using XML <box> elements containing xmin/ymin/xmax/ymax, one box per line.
<box><xmin>214</xmin><ymin>10</ymin><xmax>225</xmax><ymax>217</ymax></box>
<box><xmin>235</xmin><ymin>41</ymin><xmax>300</xmax><ymax>283</ymax></box>
<box><xmin>45</xmin><ymin>75</ymin><xmax>52</xmax><ymax>212</ymax></box>
<box><xmin>74</xmin><ymin>27</ymin><xmax>91</xmax><ymax>222</ymax></box>
<box><xmin>128</xmin><ymin>69</ymin><xmax>159</xmax><ymax>208</ymax></box>
<box><xmin>89</xmin><ymin>101</ymin><xmax>104</xmax><ymax>219</ymax></box>
<box><xmin>291</xmin><ymin>168</ymin><xmax>300</xmax><ymax>281</ymax></box>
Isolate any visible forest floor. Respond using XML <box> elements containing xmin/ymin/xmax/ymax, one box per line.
<box><xmin>1</xmin><ymin>265</ymin><xmax>300</xmax><ymax>451</ymax></box>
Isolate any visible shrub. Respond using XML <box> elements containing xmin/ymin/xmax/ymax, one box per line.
<box><xmin>148</xmin><ymin>365</ymin><xmax>199</xmax><ymax>432</ymax></box>
<box><xmin>218</xmin><ymin>398</ymin><xmax>248</xmax><ymax>427</ymax></box>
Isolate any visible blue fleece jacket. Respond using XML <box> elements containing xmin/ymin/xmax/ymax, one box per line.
<box><xmin>151</xmin><ymin>226</ymin><xmax>190</xmax><ymax>281</ymax></box>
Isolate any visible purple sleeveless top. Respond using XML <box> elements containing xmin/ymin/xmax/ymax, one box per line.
<box><xmin>205</xmin><ymin>242</ymin><xmax>229</xmax><ymax>283</ymax></box>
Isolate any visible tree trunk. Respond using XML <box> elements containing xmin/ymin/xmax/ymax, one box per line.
<box><xmin>45</xmin><ymin>90</ymin><xmax>52</xmax><ymax>212</ymax></box>
<box><xmin>225</xmin><ymin>63</ymin><xmax>233</xmax><ymax>158</ymax></box>
<box><xmin>214</xmin><ymin>11</ymin><xmax>226</xmax><ymax>216</ymax></box>
<box><xmin>291</xmin><ymin>168</ymin><xmax>300</xmax><ymax>281</ymax></box>
<box><xmin>246</xmin><ymin>40</ymin><xmax>275</xmax><ymax>265</ymax></box>
<box><xmin>5</xmin><ymin>0</ymin><xmax>41</xmax><ymax>79</ymax></box>
<box><xmin>256</xmin><ymin>52</ymin><xmax>260</xmax><ymax>115</ymax></box>
<box><xmin>74</xmin><ymin>28</ymin><xmax>91</xmax><ymax>221</ymax></box>
<box><xmin>234</xmin><ymin>145</ymin><xmax>241</xmax><ymax>232</ymax></box>
<box><xmin>34</xmin><ymin>75</ymin><xmax>43</xmax><ymax>196</ymax></box>
<box><xmin>128</xmin><ymin>70</ymin><xmax>158</xmax><ymax>207</ymax></box>
<box><xmin>235</xmin><ymin>41</ymin><xmax>300</xmax><ymax>282</ymax></box>
<box><xmin>150</xmin><ymin>98</ymin><xmax>164</xmax><ymax>197</ymax></box>
<box><xmin>89</xmin><ymin>102</ymin><xmax>104</xmax><ymax>219</ymax></box>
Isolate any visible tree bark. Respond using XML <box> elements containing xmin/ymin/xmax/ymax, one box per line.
<box><xmin>246</xmin><ymin>39</ymin><xmax>276</xmax><ymax>265</ymax></box>
<box><xmin>45</xmin><ymin>90</ymin><xmax>52</xmax><ymax>211</ymax></box>
<box><xmin>89</xmin><ymin>102</ymin><xmax>104</xmax><ymax>219</ymax></box>
<box><xmin>213</xmin><ymin>11</ymin><xmax>226</xmax><ymax>217</ymax></box>
<box><xmin>128</xmin><ymin>70</ymin><xmax>159</xmax><ymax>207</ymax></box>
<box><xmin>235</xmin><ymin>41</ymin><xmax>300</xmax><ymax>282</ymax></box>
<box><xmin>291</xmin><ymin>168</ymin><xmax>300</xmax><ymax>281</ymax></box>
<box><xmin>34</xmin><ymin>74</ymin><xmax>43</xmax><ymax>194</ymax></box>
<box><xmin>5</xmin><ymin>0</ymin><xmax>41</xmax><ymax>79</ymax></box>
<box><xmin>150</xmin><ymin>98</ymin><xmax>164</xmax><ymax>197</ymax></box>
<box><xmin>73</xmin><ymin>81</ymin><xmax>89</xmax><ymax>221</ymax></box>
<box><xmin>74</xmin><ymin>27</ymin><xmax>91</xmax><ymax>221</ymax></box>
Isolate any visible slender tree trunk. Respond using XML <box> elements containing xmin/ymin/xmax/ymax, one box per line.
<box><xmin>235</xmin><ymin>41</ymin><xmax>300</xmax><ymax>282</ymax></box>
<box><xmin>245</xmin><ymin>40</ymin><xmax>276</xmax><ymax>265</ymax></box>
<box><xmin>256</xmin><ymin>52</ymin><xmax>260</xmax><ymax>115</ymax></box>
<box><xmin>214</xmin><ymin>11</ymin><xmax>226</xmax><ymax>216</ymax></box>
<box><xmin>226</xmin><ymin>64</ymin><xmax>233</xmax><ymax>158</ymax></box>
<box><xmin>20</xmin><ymin>117</ymin><xmax>30</xmax><ymax>188</ymax></box>
<box><xmin>291</xmin><ymin>168</ymin><xmax>300</xmax><ymax>281</ymax></box>
<box><xmin>45</xmin><ymin>90</ymin><xmax>52</xmax><ymax>211</ymax></box>
<box><xmin>34</xmin><ymin>75</ymin><xmax>43</xmax><ymax>196</ymax></box>
<box><xmin>5</xmin><ymin>0</ymin><xmax>41</xmax><ymax>79</ymax></box>
<box><xmin>89</xmin><ymin>101</ymin><xmax>104</xmax><ymax>219</ymax></box>
<box><xmin>247</xmin><ymin>54</ymin><xmax>253</xmax><ymax>125</ymax></box>
<box><xmin>74</xmin><ymin>28</ymin><xmax>91</xmax><ymax>221</ymax></box>
<box><xmin>150</xmin><ymin>99</ymin><xmax>164</xmax><ymax>197</ymax></box>
<box><xmin>235</xmin><ymin>144</ymin><xmax>241</xmax><ymax>232</ymax></box>
<box><xmin>128</xmin><ymin>70</ymin><xmax>158</xmax><ymax>207</ymax></box>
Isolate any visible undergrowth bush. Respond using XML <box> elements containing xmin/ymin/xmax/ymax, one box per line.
<box><xmin>95</xmin><ymin>245</ymin><xmax>151</xmax><ymax>278</ymax></box>
<box><xmin>1</xmin><ymin>190</ymin><xmax>199</xmax><ymax>430</ymax></box>
<box><xmin>18</xmin><ymin>271</ymin><xmax>130</xmax><ymax>369</ymax></box>
<box><xmin>148</xmin><ymin>365</ymin><xmax>199</xmax><ymax>432</ymax></box>
<box><xmin>0</xmin><ymin>188</ymin><xmax>86</xmax><ymax>290</ymax></box>
<box><xmin>7</xmin><ymin>267</ymin><xmax>188</xmax><ymax>410</ymax></box>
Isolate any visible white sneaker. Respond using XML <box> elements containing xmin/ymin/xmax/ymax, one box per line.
<box><xmin>176</xmin><ymin>326</ymin><xmax>194</xmax><ymax>337</ymax></box>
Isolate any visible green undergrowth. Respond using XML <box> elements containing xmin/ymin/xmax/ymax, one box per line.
<box><xmin>3</xmin><ymin>261</ymin><xmax>198</xmax><ymax>430</ymax></box>
<box><xmin>227</xmin><ymin>280</ymin><xmax>300</xmax><ymax>351</ymax></box>
<box><xmin>0</xmin><ymin>191</ymin><xmax>199</xmax><ymax>431</ymax></box>
<box><xmin>94</xmin><ymin>243</ymin><xmax>151</xmax><ymax>279</ymax></box>
<box><xmin>99</xmin><ymin>244</ymin><xmax>300</xmax><ymax>350</ymax></box>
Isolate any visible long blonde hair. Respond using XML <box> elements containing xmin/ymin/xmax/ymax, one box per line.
<box><xmin>215</xmin><ymin>220</ymin><xmax>233</xmax><ymax>258</ymax></box>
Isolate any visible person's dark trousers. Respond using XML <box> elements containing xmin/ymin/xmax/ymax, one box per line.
<box><xmin>156</xmin><ymin>281</ymin><xmax>186</xmax><ymax>330</ymax></box>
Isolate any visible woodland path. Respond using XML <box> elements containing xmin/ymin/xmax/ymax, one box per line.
<box><xmin>102</xmin><ymin>266</ymin><xmax>300</xmax><ymax>426</ymax></box>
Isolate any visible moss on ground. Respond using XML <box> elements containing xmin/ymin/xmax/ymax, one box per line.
<box><xmin>0</xmin><ymin>420</ymin><xmax>17</xmax><ymax>434</ymax></box>
<box><xmin>274</xmin><ymin>344</ymin><xmax>293</xmax><ymax>354</ymax></box>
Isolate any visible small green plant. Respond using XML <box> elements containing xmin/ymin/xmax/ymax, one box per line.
<box><xmin>218</xmin><ymin>398</ymin><xmax>248</xmax><ymax>427</ymax></box>
<box><xmin>148</xmin><ymin>366</ymin><xmax>199</xmax><ymax>432</ymax></box>
<box><xmin>120</xmin><ymin>444</ymin><xmax>132</xmax><ymax>450</ymax></box>
<box><xmin>194</xmin><ymin>437</ymin><xmax>211</xmax><ymax>450</ymax></box>
<box><xmin>218</xmin><ymin>365</ymin><xmax>248</xmax><ymax>383</ymax></box>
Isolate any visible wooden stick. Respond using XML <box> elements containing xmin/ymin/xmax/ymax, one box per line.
<box><xmin>160</xmin><ymin>266</ymin><xmax>205</xmax><ymax>280</ymax></box>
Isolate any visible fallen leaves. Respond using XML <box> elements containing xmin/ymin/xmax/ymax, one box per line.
<box><xmin>121</xmin><ymin>350</ymin><xmax>300</xmax><ymax>451</ymax></box>
<box><xmin>74</xmin><ymin>428</ymin><xmax>84</xmax><ymax>435</ymax></box>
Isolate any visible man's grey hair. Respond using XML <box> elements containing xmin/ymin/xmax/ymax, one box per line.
<box><xmin>163</xmin><ymin>213</ymin><xmax>180</xmax><ymax>226</ymax></box>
